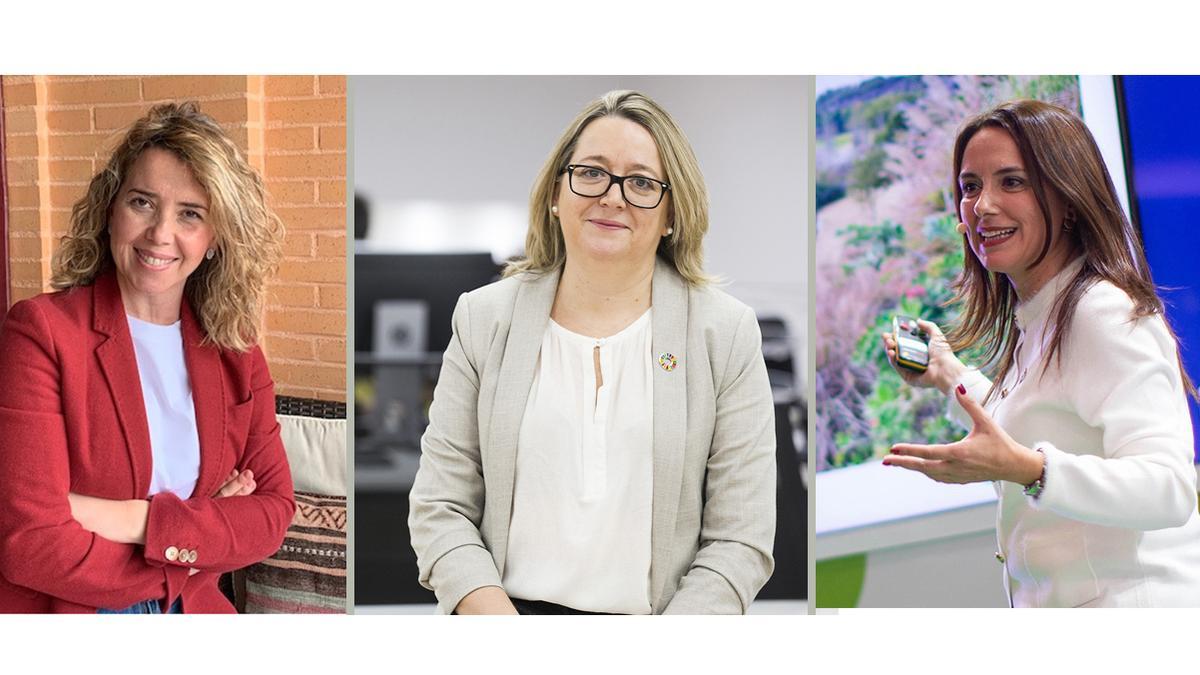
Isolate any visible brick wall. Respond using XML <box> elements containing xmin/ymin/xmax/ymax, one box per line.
<box><xmin>1</xmin><ymin>75</ymin><xmax>346</xmax><ymax>401</ymax></box>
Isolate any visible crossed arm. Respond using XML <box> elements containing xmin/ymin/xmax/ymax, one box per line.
<box><xmin>0</xmin><ymin>300</ymin><xmax>294</xmax><ymax>609</ymax></box>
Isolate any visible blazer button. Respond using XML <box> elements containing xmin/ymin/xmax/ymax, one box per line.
<box><xmin>995</xmin><ymin>552</ymin><xmax>1006</xmax><ymax>564</ymax></box>
<box><xmin>187</xmin><ymin>550</ymin><xmax>198</xmax><ymax>564</ymax></box>
<box><xmin>179</xmin><ymin>548</ymin><xmax>191</xmax><ymax>563</ymax></box>
<box><xmin>165</xmin><ymin>546</ymin><xmax>180</xmax><ymax>562</ymax></box>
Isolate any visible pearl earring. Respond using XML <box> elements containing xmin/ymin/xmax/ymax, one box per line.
<box><xmin>205</xmin><ymin>248</ymin><xmax>216</xmax><ymax>260</ymax></box>
<box><xmin>551</xmin><ymin>205</ymin><xmax>559</xmax><ymax>216</ymax></box>
<box><xmin>955</xmin><ymin>222</ymin><xmax>967</xmax><ymax>235</ymax></box>
<box><xmin>664</xmin><ymin>227</ymin><xmax>674</xmax><ymax>237</ymax></box>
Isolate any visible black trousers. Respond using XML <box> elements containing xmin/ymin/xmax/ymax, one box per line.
<box><xmin>510</xmin><ymin>598</ymin><xmax>617</xmax><ymax>615</ymax></box>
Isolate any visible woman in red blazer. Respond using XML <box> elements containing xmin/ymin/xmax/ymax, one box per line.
<box><xmin>0</xmin><ymin>102</ymin><xmax>295</xmax><ymax>613</ymax></box>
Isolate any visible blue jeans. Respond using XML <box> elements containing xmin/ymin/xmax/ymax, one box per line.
<box><xmin>97</xmin><ymin>598</ymin><xmax>182</xmax><ymax>614</ymax></box>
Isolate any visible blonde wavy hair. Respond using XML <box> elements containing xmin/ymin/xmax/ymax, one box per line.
<box><xmin>505</xmin><ymin>90</ymin><xmax>711</xmax><ymax>285</ymax></box>
<box><xmin>51</xmin><ymin>101</ymin><xmax>283</xmax><ymax>351</ymax></box>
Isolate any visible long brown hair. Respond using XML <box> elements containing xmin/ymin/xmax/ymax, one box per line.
<box><xmin>946</xmin><ymin>99</ymin><xmax>1195</xmax><ymax>401</ymax></box>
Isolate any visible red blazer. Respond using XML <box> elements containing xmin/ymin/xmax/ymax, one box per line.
<box><xmin>0</xmin><ymin>272</ymin><xmax>295</xmax><ymax>613</ymax></box>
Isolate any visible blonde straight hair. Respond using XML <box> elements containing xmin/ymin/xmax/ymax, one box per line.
<box><xmin>52</xmin><ymin>102</ymin><xmax>283</xmax><ymax>351</ymax></box>
<box><xmin>505</xmin><ymin>90</ymin><xmax>711</xmax><ymax>285</ymax></box>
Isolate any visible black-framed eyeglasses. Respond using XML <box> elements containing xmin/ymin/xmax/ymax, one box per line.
<box><xmin>562</xmin><ymin>164</ymin><xmax>670</xmax><ymax>209</ymax></box>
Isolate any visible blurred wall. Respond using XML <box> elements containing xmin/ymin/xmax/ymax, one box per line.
<box><xmin>354</xmin><ymin>75</ymin><xmax>810</xmax><ymax>381</ymax></box>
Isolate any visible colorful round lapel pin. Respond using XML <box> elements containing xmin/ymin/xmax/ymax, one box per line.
<box><xmin>658</xmin><ymin>352</ymin><xmax>678</xmax><ymax>372</ymax></box>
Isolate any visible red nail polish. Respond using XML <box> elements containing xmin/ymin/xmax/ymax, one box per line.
<box><xmin>956</xmin><ymin>383</ymin><xmax>966</xmax><ymax>395</ymax></box>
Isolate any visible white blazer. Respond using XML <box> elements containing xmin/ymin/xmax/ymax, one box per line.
<box><xmin>953</xmin><ymin>259</ymin><xmax>1200</xmax><ymax>607</ymax></box>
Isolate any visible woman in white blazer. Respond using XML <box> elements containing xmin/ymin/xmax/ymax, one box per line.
<box><xmin>409</xmin><ymin>91</ymin><xmax>776</xmax><ymax>614</ymax></box>
<box><xmin>882</xmin><ymin>99</ymin><xmax>1200</xmax><ymax>607</ymax></box>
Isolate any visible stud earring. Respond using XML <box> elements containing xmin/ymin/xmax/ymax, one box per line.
<box><xmin>664</xmin><ymin>227</ymin><xmax>674</xmax><ymax>237</ymax></box>
<box><xmin>205</xmin><ymin>248</ymin><xmax>216</xmax><ymax>260</ymax></box>
<box><xmin>551</xmin><ymin>205</ymin><xmax>559</xmax><ymax>216</ymax></box>
<box><xmin>955</xmin><ymin>222</ymin><xmax>967</xmax><ymax>235</ymax></box>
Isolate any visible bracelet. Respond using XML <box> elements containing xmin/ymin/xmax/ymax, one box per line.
<box><xmin>1023</xmin><ymin>447</ymin><xmax>1046</xmax><ymax>498</ymax></box>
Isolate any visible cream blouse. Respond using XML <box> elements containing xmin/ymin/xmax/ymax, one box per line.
<box><xmin>502</xmin><ymin>309</ymin><xmax>654</xmax><ymax>614</ymax></box>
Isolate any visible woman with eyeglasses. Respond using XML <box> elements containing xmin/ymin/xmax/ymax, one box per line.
<box><xmin>881</xmin><ymin>99</ymin><xmax>1200</xmax><ymax>607</ymax></box>
<box><xmin>408</xmin><ymin>90</ymin><xmax>776</xmax><ymax>614</ymax></box>
<box><xmin>0</xmin><ymin>102</ymin><xmax>294</xmax><ymax>613</ymax></box>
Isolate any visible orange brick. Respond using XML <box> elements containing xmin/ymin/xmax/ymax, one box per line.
<box><xmin>94</xmin><ymin>104</ymin><xmax>153</xmax><ymax>131</ymax></box>
<box><xmin>226</xmin><ymin>127</ymin><xmax>252</xmax><ymax>155</ymax></box>
<box><xmin>266</xmin><ymin>308</ymin><xmax>343</xmax><ymax>336</ymax></box>
<box><xmin>318</xmin><ymin>76</ymin><xmax>346</xmax><ymax>95</ymax></box>
<box><xmin>316</xmin><ymin>338</ymin><xmax>346</xmax><ymax>363</ymax></box>
<box><xmin>265</xmin><ymin>126</ymin><xmax>316</xmax><ymax>151</ymax></box>
<box><xmin>313</xmin><ymin>388</ymin><xmax>347</xmax><ymax>403</ymax></box>
<box><xmin>318</xmin><ymin>180</ymin><xmax>345</xmax><ymax>204</ymax></box>
<box><xmin>271</xmin><ymin>384</ymin><xmax>310</xmax><ymax>399</ymax></box>
<box><xmin>46</xmin><ymin>108</ymin><xmax>92</xmax><ymax>132</ymax></box>
<box><xmin>47</xmin><ymin>78</ymin><xmax>140</xmax><ymax>105</ymax></box>
<box><xmin>12</xmin><ymin>286</ymin><xmax>44</xmax><ymax>302</ymax></box>
<box><xmin>5</xmin><ymin>209</ymin><xmax>40</xmax><ymax>232</ymax></box>
<box><xmin>267</xmin><ymin>180</ymin><xmax>316</xmax><ymax>205</ymax></box>
<box><xmin>267</xmin><ymin>284</ymin><xmax>316</xmax><ymax>307</ymax></box>
<box><xmin>318</xmin><ymin>285</ymin><xmax>346</xmax><ymax>310</ymax></box>
<box><xmin>142</xmin><ymin>75</ymin><xmax>247</xmax><ymax>101</ymax></box>
<box><xmin>279</xmin><ymin>259</ymin><xmax>344</xmax><ymax>283</ymax></box>
<box><xmin>315</xmin><ymin>234</ymin><xmax>345</xmax><ymax>258</ymax></box>
<box><xmin>270</xmin><ymin>361</ymin><xmax>345</xmax><ymax>391</ymax></box>
<box><xmin>6</xmin><ymin>159</ymin><xmax>38</xmax><ymax>183</ymax></box>
<box><xmin>265</xmin><ymin>97</ymin><xmax>345</xmax><ymax>125</ymax></box>
<box><xmin>8</xmin><ymin>236</ymin><xmax>47</xmax><ymax>259</ymax></box>
<box><xmin>264</xmin><ymin>334</ymin><xmax>316</xmax><ymax>360</ymax></box>
<box><xmin>193</xmin><ymin>97</ymin><xmax>251</xmax><ymax>126</ymax></box>
<box><xmin>50</xmin><ymin>210</ymin><xmax>75</xmax><ymax>231</ymax></box>
<box><xmin>317</xmin><ymin>125</ymin><xmax>345</xmax><ymax>150</ymax></box>
<box><xmin>280</xmin><ymin>233</ymin><xmax>315</xmax><ymax>257</ymax></box>
<box><xmin>2</xmin><ymin>82</ymin><xmax>38</xmax><ymax>106</ymax></box>
<box><xmin>5</xmin><ymin>134</ymin><xmax>41</xmax><ymax>158</ymax></box>
<box><xmin>4</xmin><ymin>109</ymin><xmax>39</xmax><ymax>134</ymax></box>
<box><xmin>265</xmin><ymin>153</ymin><xmax>344</xmax><ymax>178</ymax></box>
<box><xmin>245</xmin><ymin>75</ymin><xmax>266</xmax><ymax>97</ymax></box>
<box><xmin>11</xmin><ymin>260</ymin><xmax>47</xmax><ymax>284</ymax></box>
<box><xmin>275</xmin><ymin>206</ymin><xmax>345</xmax><ymax>231</ymax></box>
<box><xmin>264</xmin><ymin>76</ymin><xmax>316</xmax><ymax>97</ymax></box>
<box><xmin>49</xmin><ymin>159</ymin><xmax>96</xmax><ymax>182</ymax></box>
<box><xmin>52</xmin><ymin>183</ymin><xmax>92</xmax><ymax>205</ymax></box>
<box><xmin>6</xmin><ymin>185</ymin><xmax>42</xmax><ymax>207</ymax></box>
<box><xmin>49</xmin><ymin>132</ymin><xmax>115</xmax><ymax>159</ymax></box>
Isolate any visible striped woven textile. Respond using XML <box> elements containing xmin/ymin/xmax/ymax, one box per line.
<box><xmin>244</xmin><ymin>492</ymin><xmax>347</xmax><ymax>613</ymax></box>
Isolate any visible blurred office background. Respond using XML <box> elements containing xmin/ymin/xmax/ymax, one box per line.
<box><xmin>352</xmin><ymin>75</ymin><xmax>811</xmax><ymax>613</ymax></box>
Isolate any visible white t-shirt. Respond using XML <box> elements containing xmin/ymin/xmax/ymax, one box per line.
<box><xmin>128</xmin><ymin>315</ymin><xmax>201</xmax><ymax>499</ymax></box>
<box><xmin>502</xmin><ymin>309</ymin><xmax>654</xmax><ymax>614</ymax></box>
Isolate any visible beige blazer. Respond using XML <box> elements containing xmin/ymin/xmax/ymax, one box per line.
<box><xmin>408</xmin><ymin>258</ymin><xmax>776</xmax><ymax>614</ymax></box>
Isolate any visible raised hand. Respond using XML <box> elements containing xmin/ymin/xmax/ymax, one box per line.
<box><xmin>883</xmin><ymin>384</ymin><xmax>1044</xmax><ymax>485</ymax></box>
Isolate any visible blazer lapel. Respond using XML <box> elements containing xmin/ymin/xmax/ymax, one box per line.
<box><xmin>484</xmin><ymin>268</ymin><xmax>558</xmax><ymax>575</ymax></box>
<box><xmin>180</xmin><ymin>297</ymin><xmax>223</xmax><ymax>500</ymax></box>
<box><xmin>649</xmin><ymin>257</ymin><xmax>688</xmax><ymax>611</ymax></box>
<box><xmin>91</xmin><ymin>273</ymin><xmax>152</xmax><ymax>497</ymax></box>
